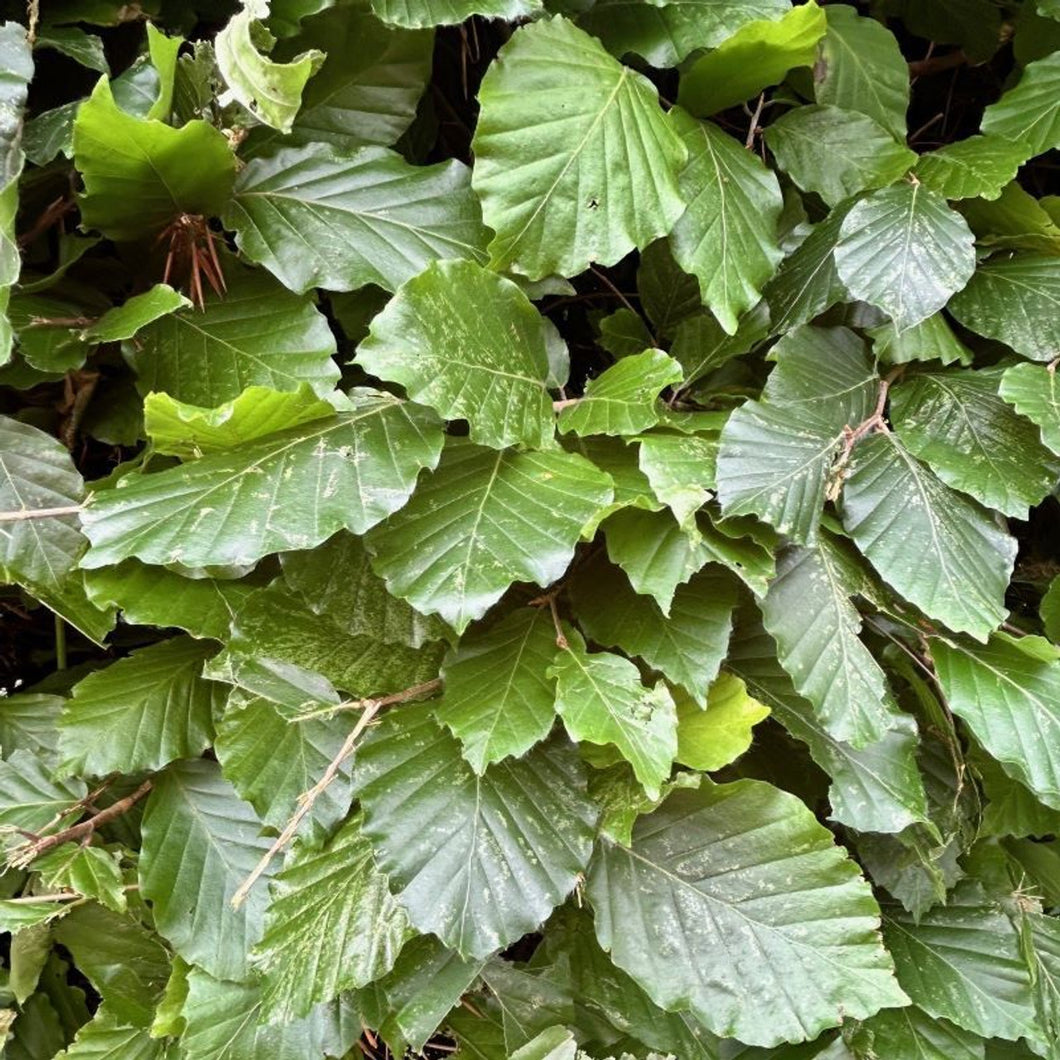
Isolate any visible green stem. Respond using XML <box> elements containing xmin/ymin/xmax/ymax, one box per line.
<box><xmin>54</xmin><ymin>614</ymin><xmax>67</xmax><ymax>671</ymax></box>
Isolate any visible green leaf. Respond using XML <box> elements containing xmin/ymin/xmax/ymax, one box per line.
<box><xmin>0</xmin><ymin>417</ymin><xmax>86</xmax><ymax>603</ymax></box>
<box><xmin>1000</xmin><ymin>362</ymin><xmax>1060</xmax><ymax>456</ymax></box>
<box><xmin>480</xmin><ymin>959</ymin><xmax>575</xmax><ymax>1056</ymax></box>
<box><xmin>948</xmin><ymin>255</ymin><xmax>1060</xmax><ymax>362</ymax></box>
<box><xmin>357</xmin><ymin>260</ymin><xmax>556</xmax><ymax>449</ymax></box>
<box><xmin>0</xmin><ymin>900</ymin><xmax>73</xmax><ymax>933</ymax></box>
<box><xmin>82</xmin><ymin>285</ymin><xmax>190</xmax><ymax>343</ymax></box>
<box><xmin>670</xmin><ymin>302</ymin><xmax>771</xmax><ymax>392</ymax></box>
<box><xmin>73</xmin><ymin>77</ymin><xmax>235</xmax><ymax>241</ymax></box>
<box><xmin>365</xmin><ymin>439</ymin><xmax>612</xmax><ymax>633</ymax></box>
<box><xmin>915</xmin><ymin>135</ymin><xmax>1031</xmax><ymax>201</ymax></box>
<box><xmin>728</xmin><ymin>617</ymin><xmax>931</xmax><ymax>835</ymax></box>
<box><xmin>53</xmin><ymin>1010</ymin><xmax>167</xmax><ymax>1060</ymax></box>
<box><xmin>578</xmin><ymin>0</ymin><xmax>790</xmax><ymax>69</ymax></box>
<box><xmin>549</xmin><ymin>630</ymin><xmax>678</xmax><ymax>798</ymax></box>
<box><xmin>83</xmin><ymin>560</ymin><xmax>256</xmax><ymax>641</ymax></box>
<box><xmin>597</xmin><ymin>308</ymin><xmax>654</xmax><ymax>360</ymax></box>
<box><xmin>252</xmin><ymin>815</ymin><xmax>409</xmax><ymax>1020</ymax></box>
<box><xmin>215</xmin><ymin>0</ymin><xmax>323</xmax><ymax>133</ymax></box>
<box><xmin>868</xmin><ymin>312</ymin><xmax>973</xmax><ymax>367</ymax></box>
<box><xmin>22</xmin><ymin>100</ymin><xmax>78</xmax><ymax>168</ymax></box>
<box><xmin>814</xmin><ymin>4</ymin><xmax>910</xmax><ymax>139</ymax></box>
<box><xmin>958</xmin><ymin>180</ymin><xmax>1060</xmax><ymax>255</ymax></box>
<box><xmin>765</xmin><ymin>106</ymin><xmax>915</xmax><ymax>208</ymax></box>
<box><xmin>678</xmin><ymin>2</ymin><xmax>827</xmax><ymax>117</ymax></box>
<box><xmin>976</xmin><ymin>751</ymin><xmax>1060</xmax><ymax>838</ymax></box>
<box><xmin>81</xmin><ymin>390</ymin><xmax>443</xmax><ymax>570</ymax></box>
<box><xmin>587</xmin><ymin>780</ymin><xmax>908</xmax><ymax>1046</ymax></box>
<box><xmin>126</xmin><ymin>268</ymin><xmax>340</xmax><ymax>406</ymax></box>
<box><xmin>981</xmin><ymin>51</ymin><xmax>1060</xmax><ymax>158</ymax></box>
<box><xmin>0</xmin><ymin>693</ymin><xmax>62</xmax><ymax>761</ymax></box>
<box><xmin>143</xmin><ymin>384</ymin><xmax>334</xmax><ymax>459</ymax></box>
<box><xmin>32</xmin><ymin>843</ymin><xmax>126</xmax><ymax>913</ymax></box>
<box><xmin>856</xmin><ymin>1005</ymin><xmax>985</xmax><ymax>1060</ymax></box>
<box><xmin>558</xmin><ymin>350</ymin><xmax>681</xmax><ymax>438</ymax></box>
<box><xmin>890</xmin><ymin>367</ymin><xmax>1060</xmax><ymax>518</ymax></box>
<box><xmin>225</xmin><ymin>145</ymin><xmax>488</xmax><ymax>295</ymax></box>
<box><xmin>0</xmin><ymin>749</ymin><xmax>86</xmax><ymax>835</ymax></box>
<box><xmin>472</xmin><ymin>16</ymin><xmax>687</xmax><ymax>280</ymax></box>
<box><xmin>58</xmin><ymin>637</ymin><xmax>225</xmax><ymax>776</ymax></box>
<box><xmin>370</xmin><ymin>0</ymin><xmax>542</xmax><ymax>27</ymax></box>
<box><xmin>570</xmin><ymin>555</ymin><xmax>736</xmax><ymax>706</ymax></box>
<box><xmin>668</xmin><ymin>108</ymin><xmax>783</xmax><ymax>334</ymax></box>
<box><xmin>434</xmin><ymin>607</ymin><xmax>559</xmax><ymax>773</ymax></box>
<box><xmin>840</xmin><ymin>432</ymin><xmax>1016</xmax><ymax>641</ymax></box>
<box><xmin>932</xmin><ymin>633</ymin><xmax>1060</xmax><ymax>812</ymax></box>
<box><xmin>139</xmin><ymin>758</ymin><xmax>274</xmax><ymax>981</ymax></box>
<box><xmin>637</xmin><ymin>240</ymin><xmax>703</xmax><ymax>340</ymax></box>
<box><xmin>761</xmin><ymin>539</ymin><xmax>900</xmax><ymax>748</ymax></box>
<box><xmin>716</xmin><ymin>324</ymin><xmax>877</xmax><ymax>544</ymax></box>
<box><xmin>35</xmin><ymin>26</ymin><xmax>108</xmax><ymax>73</ymax></box>
<box><xmin>636</xmin><ymin>431</ymin><xmax>719</xmax><ymax>531</ymax></box>
<box><xmin>675</xmin><ymin>672</ymin><xmax>770</xmax><ymax>771</ymax></box>
<box><xmin>834</xmin><ymin>183</ymin><xmax>976</xmax><ymax>332</ymax></box>
<box><xmin>882</xmin><ymin>882</ymin><xmax>1037</xmax><ymax>1041</ymax></box>
<box><xmin>353</xmin><ymin>703</ymin><xmax>597</xmax><ymax>959</ymax></box>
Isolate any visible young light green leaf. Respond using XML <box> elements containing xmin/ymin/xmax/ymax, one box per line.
<box><xmin>716</xmin><ymin>324</ymin><xmax>877</xmax><ymax>544</ymax></box>
<box><xmin>558</xmin><ymin>350</ymin><xmax>681</xmax><ymax>437</ymax></box>
<box><xmin>932</xmin><ymin>633</ymin><xmax>1060</xmax><ymax>812</ymax></box>
<box><xmin>215</xmin><ymin>0</ymin><xmax>323</xmax><ymax>133</ymax></box>
<box><xmin>126</xmin><ymin>267</ymin><xmax>340</xmax><ymax>406</ymax></box>
<box><xmin>225</xmin><ymin>145</ymin><xmax>488</xmax><ymax>294</ymax></box>
<box><xmin>549</xmin><ymin>631</ymin><xmax>678</xmax><ymax>799</ymax></box>
<box><xmin>948</xmin><ymin>255</ymin><xmax>1060</xmax><ymax>362</ymax></box>
<box><xmin>675</xmin><ymin>672</ymin><xmax>770</xmax><ymax>771</ymax></box>
<box><xmin>357</xmin><ymin>260</ymin><xmax>555</xmax><ymax>449</ymax></box>
<box><xmin>835</xmin><ymin>182</ymin><xmax>976</xmax><ymax>332</ymax></box>
<box><xmin>981</xmin><ymin>51</ymin><xmax>1060</xmax><ymax>158</ymax></box>
<box><xmin>814</xmin><ymin>4</ymin><xmax>910</xmax><ymax>139</ymax></box>
<box><xmin>915</xmin><ymin>134</ymin><xmax>1031</xmax><ymax>201</ymax></box>
<box><xmin>882</xmin><ymin>882</ymin><xmax>1037</xmax><ymax>1041</ymax></box>
<box><xmin>58</xmin><ymin>637</ymin><xmax>225</xmax><ymax>777</ymax></box>
<box><xmin>370</xmin><ymin>0</ymin><xmax>542</xmax><ymax>27</ymax></box>
<box><xmin>32</xmin><ymin>844</ymin><xmax>126</xmax><ymax>913</ymax></box>
<box><xmin>139</xmin><ymin>758</ymin><xmax>275</xmax><ymax>981</ymax></box>
<box><xmin>669</xmin><ymin>108</ymin><xmax>783</xmax><ymax>334</ymax></box>
<box><xmin>999</xmin><ymin>362</ymin><xmax>1060</xmax><ymax>455</ymax></box>
<box><xmin>252</xmin><ymin>815</ymin><xmax>409</xmax><ymax>1020</ymax></box>
<box><xmin>82</xmin><ymin>285</ymin><xmax>190</xmax><ymax>343</ymax></box>
<box><xmin>570</xmin><ymin>555</ymin><xmax>736</xmax><ymax>706</ymax></box>
<box><xmin>765</xmin><ymin>106</ymin><xmax>915</xmax><ymax>208</ymax></box>
<box><xmin>678</xmin><ymin>2</ymin><xmax>827</xmax><ymax>117</ymax></box>
<box><xmin>73</xmin><ymin>77</ymin><xmax>235</xmax><ymax>241</ymax></box>
<box><xmin>588</xmin><ymin>780</ymin><xmax>908</xmax><ymax>1046</ymax></box>
<box><xmin>81</xmin><ymin>390</ymin><xmax>443</xmax><ymax>570</ymax></box>
<box><xmin>353</xmin><ymin>703</ymin><xmax>597</xmax><ymax>959</ymax></box>
<box><xmin>578</xmin><ymin>0</ymin><xmax>790</xmax><ymax>69</ymax></box>
<box><xmin>761</xmin><ymin>539</ymin><xmax>900</xmax><ymax>748</ymax></box>
<box><xmin>840</xmin><ymin>432</ymin><xmax>1016</xmax><ymax>641</ymax></box>
<box><xmin>891</xmin><ymin>367</ymin><xmax>1060</xmax><ymax>517</ymax></box>
<box><xmin>365</xmin><ymin>439</ymin><xmax>613</xmax><ymax>633</ymax></box>
<box><xmin>434</xmin><ymin>608</ymin><xmax>559</xmax><ymax>774</ymax></box>
<box><xmin>472</xmin><ymin>16</ymin><xmax>687</xmax><ymax>279</ymax></box>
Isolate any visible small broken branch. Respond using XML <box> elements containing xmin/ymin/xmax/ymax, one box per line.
<box><xmin>826</xmin><ymin>368</ymin><xmax>902</xmax><ymax>501</ymax></box>
<box><xmin>0</xmin><ymin>505</ymin><xmax>83</xmax><ymax>523</ymax></box>
<box><xmin>293</xmin><ymin>678</ymin><xmax>441</xmax><ymax>723</ymax></box>
<box><xmin>908</xmin><ymin>49</ymin><xmax>967</xmax><ymax>78</ymax></box>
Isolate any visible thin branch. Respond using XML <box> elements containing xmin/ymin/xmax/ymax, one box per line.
<box><xmin>589</xmin><ymin>266</ymin><xmax>638</xmax><ymax>318</ymax></box>
<box><xmin>0</xmin><ymin>505</ymin><xmax>83</xmax><ymax>523</ymax></box>
<box><xmin>826</xmin><ymin>368</ymin><xmax>902</xmax><ymax>500</ymax></box>
<box><xmin>745</xmin><ymin>92</ymin><xmax>766</xmax><ymax>149</ymax></box>
<box><xmin>3</xmin><ymin>891</ymin><xmax>82</xmax><ymax>904</ymax></box>
<box><xmin>529</xmin><ymin>585</ymin><xmax>568</xmax><ymax>649</ymax></box>
<box><xmin>552</xmin><ymin>397</ymin><xmax>580</xmax><ymax>412</ymax></box>
<box><xmin>293</xmin><ymin>678</ymin><xmax>441</xmax><ymax>723</ymax></box>
<box><xmin>908</xmin><ymin>49</ymin><xmax>967</xmax><ymax>79</ymax></box>
<box><xmin>9</xmin><ymin>780</ymin><xmax>152</xmax><ymax>868</ymax></box>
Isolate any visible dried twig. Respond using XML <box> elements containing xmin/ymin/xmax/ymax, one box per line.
<box><xmin>0</xmin><ymin>506</ymin><xmax>83</xmax><ymax>523</ymax></box>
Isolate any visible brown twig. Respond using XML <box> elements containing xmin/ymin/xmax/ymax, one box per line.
<box><xmin>827</xmin><ymin>368</ymin><xmax>902</xmax><ymax>500</ymax></box>
<box><xmin>529</xmin><ymin>585</ymin><xmax>568</xmax><ymax>649</ymax></box>
<box><xmin>745</xmin><ymin>92</ymin><xmax>766</xmax><ymax>149</ymax></box>
<box><xmin>552</xmin><ymin>397</ymin><xmax>579</xmax><ymax>412</ymax></box>
<box><xmin>9</xmin><ymin>780</ymin><xmax>152</xmax><ymax>869</ymax></box>
<box><xmin>909</xmin><ymin>50</ymin><xmax>967</xmax><ymax>79</ymax></box>
<box><xmin>0</xmin><ymin>505</ymin><xmax>83</xmax><ymax>523</ymax></box>
<box><xmin>589</xmin><ymin>266</ymin><xmax>639</xmax><ymax>318</ymax></box>
<box><xmin>293</xmin><ymin>678</ymin><xmax>441</xmax><ymax>723</ymax></box>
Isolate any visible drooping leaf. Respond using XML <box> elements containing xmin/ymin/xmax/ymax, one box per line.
<box><xmin>839</xmin><ymin>432</ymin><xmax>1016</xmax><ymax>641</ymax></box>
<box><xmin>353</xmin><ymin>703</ymin><xmax>598</xmax><ymax>959</ymax></box>
<box><xmin>890</xmin><ymin>366</ymin><xmax>1060</xmax><ymax>518</ymax></box>
<box><xmin>587</xmin><ymin>780</ymin><xmax>908</xmax><ymax>1046</ymax></box>
<box><xmin>999</xmin><ymin>362</ymin><xmax>1060</xmax><ymax>455</ymax></box>
<box><xmin>58</xmin><ymin>636</ymin><xmax>225</xmax><ymax>777</ymax></box>
<box><xmin>674</xmin><ymin>672</ymin><xmax>771</xmax><ymax>771</ymax></box>
<box><xmin>760</xmin><ymin>539</ymin><xmax>900</xmax><ymax>748</ymax></box>
<box><xmin>73</xmin><ymin>77</ymin><xmax>235</xmax><ymax>241</ymax></box>
<box><xmin>81</xmin><ymin>390</ymin><xmax>443</xmax><ymax>570</ymax></box>
<box><xmin>765</xmin><ymin>106</ymin><xmax>915</xmax><ymax>208</ymax></box>
<box><xmin>125</xmin><ymin>268</ymin><xmax>340</xmax><ymax>406</ymax></box>
<box><xmin>472</xmin><ymin>16</ymin><xmax>687</xmax><ymax>279</ymax></box>
<box><xmin>82</xmin><ymin>285</ymin><xmax>190</xmax><ymax>344</ymax></box>
<box><xmin>715</xmin><ymin>324</ymin><xmax>877</xmax><ymax>544</ymax></box>
<box><xmin>139</xmin><ymin>758</ymin><xmax>275</xmax><ymax>981</ymax></box>
<box><xmin>678</xmin><ymin>2</ymin><xmax>827</xmax><ymax>117</ymax></box>
<box><xmin>225</xmin><ymin>145</ymin><xmax>489</xmax><ymax>294</ymax></box>
<box><xmin>252</xmin><ymin>815</ymin><xmax>409</xmax><ymax>1020</ymax></box>
<box><xmin>915</xmin><ymin>135</ymin><xmax>1031</xmax><ymax>201</ymax></box>
<box><xmin>668</xmin><ymin>108</ymin><xmax>783</xmax><ymax>334</ymax></box>
<box><xmin>958</xmin><ymin>179</ymin><xmax>1060</xmax><ymax>255</ymax></box>
<box><xmin>981</xmin><ymin>51</ymin><xmax>1060</xmax><ymax>158</ymax></box>
<box><xmin>948</xmin><ymin>255</ymin><xmax>1060</xmax><ymax>362</ymax></box>
<box><xmin>834</xmin><ymin>182</ymin><xmax>976</xmax><ymax>332</ymax></box>
<box><xmin>433</xmin><ymin>607</ymin><xmax>559</xmax><ymax>774</ymax></box>
<box><xmin>215</xmin><ymin>0</ymin><xmax>323</xmax><ymax>133</ymax></box>
<box><xmin>365</xmin><ymin>439</ymin><xmax>613</xmax><ymax>633</ymax></box>
<box><xmin>558</xmin><ymin>350</ymin><xmax>682</xmax><ymax>437</ymax></box>
<box><xmin>357</xmin><ymin>260</ymin><xmax>556</xmax><ymax>449</ymax></box>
